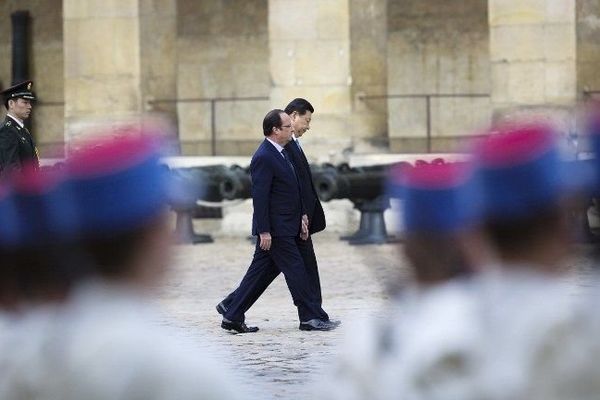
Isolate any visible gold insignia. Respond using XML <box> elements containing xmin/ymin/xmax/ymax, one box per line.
<box><xmin>6</xmin><ymin>121</ymin><xmax>11</xmax><ymax>126</ymax></box>
<box><xmin>27</xmin><ymin>82</ymin><xmax>32</xmax><ymax>90</ymax></box>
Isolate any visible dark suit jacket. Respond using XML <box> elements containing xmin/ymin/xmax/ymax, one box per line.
<box><xmin>284</xmin><ymin>139</ymin><xmax>326</xmax><ymax>234</ymax></box>
<box><xmin>251</xmin><ymin>139</ymin><xmax>303</xmax><ymax>237</ymax></box>
<box><xmin>0</xmin><ymin>116</ymin><xmax>38</xmax><ymax>177</ymax></box>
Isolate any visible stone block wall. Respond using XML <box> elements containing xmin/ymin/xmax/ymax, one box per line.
<box><xmin>386</xmin><ymin>0</ymin><xmax>491</xmax><ymax>153</ymax></box>
<box><xmin>349</xmin><ymin>0</ymin><xmax>388</xmax><ymax>150</ymax></box>
<box><xmin>577</xmin><ymin>0</ymin><xmax>600</xmax><ymax>99</ymax></box>
<box><xmin>176</xmin><ymin>0</ymin><xmax>270</xmax><ymax>155</ymax></box>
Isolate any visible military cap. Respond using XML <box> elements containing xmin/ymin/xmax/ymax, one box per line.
<box><xmin>65</xmin><ymin>124</ymin><xmax>192</xmax><ymax>236</ymax></box>
<box><xmin>388</xmin><ymin>161</ymin><xmax>482</xmax><ymax>233</ymax></box>
<box><xmin>472</xmin><ymin>123</ymin><xmax>586</xmax><ymax>221</ymax></box>
<box><xmin>1</xmin><ymin>80</ymin><xmax>35</xmax><ymax>105</ymax></box>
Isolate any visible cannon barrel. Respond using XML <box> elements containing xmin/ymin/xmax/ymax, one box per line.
<box><xmin>164</xmin><ymin>164</ymin><xmax>236</xmax><ymax>244</ymax></box>
<box><xmin>313</xmin><ymin>163</ymin><xmax>390</xmax><ymax>202</ymax></box>
<box><xmin>311</xmin><ymin>163</ymin><xmax>408</xmax><ymax>245</ymax></box>
<box><xmin>168</xmin><ymin>165</ymin><xmax>235</xmax><ymax>206</ymax></box>
<box><xmin>219</xmin><ymin>165</ymin><xmax>251</xmax><ymax>200</ymax></box>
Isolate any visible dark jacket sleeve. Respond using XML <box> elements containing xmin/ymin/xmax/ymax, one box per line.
<box><xmin>0</xmin><ymin>129</ymin><xmax>21</xmax><ymax>175</ymax></box>
<box><xmin>250</xmin><ymin>154</ymin><xmax>273</xmax><ymax>234</ymax></box>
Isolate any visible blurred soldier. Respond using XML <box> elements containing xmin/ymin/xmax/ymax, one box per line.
<box><xmin>319</xmin><ymin>161</ymin><xmax>487</xmax><ymax>400</ymax></box>
<box><xmin>0</xmin><ymin>126</ymin><xmax>244</xmax><ymax>400</ymax></box>
<box><xmin>217</xmin><ymin>98</ymin><xmax>336</xmax><ymax>324</ymax></box>
<box><xmin>0</xmin><ymin>80</ymin><xmax>38</xmax><ymax>177</ymax></box>
<box><xmin>471</xmin><ymin>122</ymin><xmax>590</xmax><ymax>400</ymax></box>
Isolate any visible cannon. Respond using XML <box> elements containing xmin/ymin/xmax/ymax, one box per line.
<box><xmin>218</xmin><ymin>162</ymin><xmax>402</xmax><ymax>245</ymax></box>
<box><xmin>313</xmin><ymin>163</ymin><xmax>406</xmax><ymax>245</ymax></box>
<box><xmin>219</xmin><ymin>164</ymin><xmax>251</xmax><ymax>200</ymax></box>
<box><xmin>168</xmin><ymin>165</ymin><xmax>234</xmax><ymax>244</ymax></box>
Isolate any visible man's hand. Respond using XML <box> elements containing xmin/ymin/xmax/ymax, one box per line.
<box><xmin>300</xmin><ymin>214</ymin><xmax>309</xmax><ymax>241</ymax></box>
<box><xmin>259</xmin><ymin>232</ymin><xmax>272</xmax><ymax>251</ymax></box>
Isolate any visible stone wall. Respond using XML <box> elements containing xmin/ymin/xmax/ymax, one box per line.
<box><xmin>577</xmin><ymin>0</ymin><xmax>600</xmax><ymax>99</ymax></box>
<box><xmin>387</xmin><ymin>0</ymin><xmax>491</xmax><ymax>153</ymax></box>
<box><xmin>176</xmin><ymin>0</ymin><xmax>270</xmax><ymax>155</ymax></box>
<box><xmin>1</xmin><ymin>1</ymin><xmax>596</xmax><ymax>157</ymax></box>
<box><xmin>0</xmin><ymin>0</ymin><xmax>64</xmax><ymax>157</ymax></box>
<box><xmin>349</xmin><ymin>0</ymin><xmax>388</xmax><ymax>151</ymax></box>
<box><xmin>488</xmin><ymin>0</ymin><xmax>577</xmax><ymax>128</ymax></box>
<box><xmin>140</xmin><ymin>0</ymin><xmax>178</xmax><ymax>128</ymax></box>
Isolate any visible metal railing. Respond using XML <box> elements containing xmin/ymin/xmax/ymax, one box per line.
<box><xmin>583</xmin><ymin>90</ymin><xmax>600</xmax><ymax>100</ymax></box>
<box><xmin>148</xmin><ymin>96</ymin><xmax>269</xmax><ymax>156</ymax></box>
<box><xmin>358</xmin><ymin>93</ymin><xmax>490</xmax><ymax>152</ymax></box>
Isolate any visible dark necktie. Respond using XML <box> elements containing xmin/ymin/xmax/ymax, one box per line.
<box><xmin>281</xmin><ymin>148</ymin><xmax>299</xmax><ymax>181</ymax></box>
<box><xmin>294</xmin><ymin>139</ymin><xmax>303</xmax><ymax>154</ymax></box>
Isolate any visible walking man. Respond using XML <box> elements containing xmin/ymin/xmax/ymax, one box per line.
<box><xmin>220</xmin><ymin>109</ymin><xmax>336</xmax><ymax>333</ymax></box>
<box><xmin>0</xmin><ymin>80</ymin><xmax>38</xmax><ymax>177</ymax></box>
<box><xmin>218</xmin><ymin>99</ymin><xmax>338</xmax><ymax>326</ymax></box>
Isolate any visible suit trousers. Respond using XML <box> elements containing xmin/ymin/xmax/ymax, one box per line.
<box><xmin>223</xmin><ymin>236</ymin><xmax>325</xmax><ymax>323</ymax></box>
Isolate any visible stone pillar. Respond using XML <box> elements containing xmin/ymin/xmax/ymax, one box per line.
<box><xmin>140</xmin><ymin>0</ymin><xmax>177</xmax><ymax>123</ymax></box>
<box><xmin>577</xmin><ymin>0</ymin><xmax>600</xmax><ymax>98</ymax></box>
<box><xmin>349</xmin><ymin>0</ymin><xmax>388</xmax><ymax>151</ymax></box>
<box><xmin>63</xmin><ymin>0</ymin><xmax>143</xmax><ymax>144</ymax></box>
<box><xmin>488</xmin><ymin>0</ymin><xmax>576</xmax><ymax>117</ymax></box>
<box><xmin>269</xmin><ymin>0</ymin><xmax>353</xmax><ymax>161</ymax></box>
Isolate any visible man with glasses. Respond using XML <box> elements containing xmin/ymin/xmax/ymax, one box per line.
<box><xmin>220</xmin><ymin>109</ymin><xmax>336</xmax><ymax>333</ymax></box>
<box><xmin>217</xmin><ymin>99</ymin><xmax>338</xmax><ymax>325</ymax></box>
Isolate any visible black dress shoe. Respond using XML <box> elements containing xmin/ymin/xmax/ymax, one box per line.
<box><xmin>216</xmin><ymin>301</ymin><xmax>228</xmax><ymax>315</ymax></box>
<box><xmin>299</xmin><ymin>319</ymin><xmax>337</xmax><ymax>331</ymax></box>
<box><xmin>221</xmin><ymin>319</ymin><xmax>259</xmax><ymax>333</ymax></box>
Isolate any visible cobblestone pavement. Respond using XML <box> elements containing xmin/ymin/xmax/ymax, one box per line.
<box><xmin>155</xmin><ymin>235</ymin><xmax>597</xmax><ymax>399</ymax></box>
<box><xmin>156</xmin><ymin>233</ymin><xmax>405</xmax><ymax>399</ymax></box>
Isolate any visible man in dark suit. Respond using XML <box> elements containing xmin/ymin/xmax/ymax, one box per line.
<box><xmin>283</xmin><ymin>98</ymin><xmax>329</xmax><ymax>316</ymax></box>
<box><xmin>220</xmin><ymin>109</ymin><xmax>336</xmax><ymax>333</ymax></box>
<box><xmin>0</xmin><ymin>80</ymin><xmax>38</xmax><ymax>178</ymax></box>
<box><xmin>217</xmin><ymin>99</ymin><xmax>338</xmax><ymax>326</ymax></box>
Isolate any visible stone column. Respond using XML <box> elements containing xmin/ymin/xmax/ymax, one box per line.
<box><xmin>488</xmin><ymin>0</ymin><xmax>576</xmax><ymax>117</ymax></box>
<box><xmin>269</xmin><ymin>0</ymin><xmax>353</xmax><ymax>161</ymax></box>
<box><xmin>349</xmin><ymin>0</ymin><xmax>388</xmax><ymax>151</ymax></box>
<box><xmin>63</xmin><ymin>0</ymin><xmax>143</xmax><ymax>144</ymax></box>
<box><xmin>140</xmin><ymin>0</ymin><xmax>178</xmax><ymax>122</ymax></box>
<box><xmin>577</xmin><ymin>0</ymin><xmax>600</xmax><ymax>98</ymax></box>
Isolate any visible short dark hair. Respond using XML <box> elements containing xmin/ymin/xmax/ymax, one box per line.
<box><xmin>284</xmin><ymin>98</ymin><xmax>314</xmax><ymax>116</ymax></box>
<box><xmin>0</xmin><ymin>218</ymin><xmax>162</xmax><ymax>307</ymax></box>
<box><xmin>484</xmin><ymin>207</ymin><xmax>566</xmax><ymax>257</ymax></box>
<box><xmin>404</xmin><ymin>233</ymin><xmax>474</xmax><ymax>285</ymax></box>
<box><xmin>263</xmin><ymin>109</ymin><xmax>285</xmax><ymax>136</ymax></box>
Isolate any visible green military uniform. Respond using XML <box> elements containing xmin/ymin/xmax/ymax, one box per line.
<box><xmin>0</xmin><ymin>80</ymin><xmax>38</xmax><ymax>177</ymax></box>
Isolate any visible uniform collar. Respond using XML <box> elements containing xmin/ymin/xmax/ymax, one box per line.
<box><xmin>6</xmin><ymin>113</ymin><xmax>24</xmax><ymax>128</ymax></box>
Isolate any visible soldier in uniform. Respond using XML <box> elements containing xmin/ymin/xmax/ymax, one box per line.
<box><xmin>318</xmin><ymin>161</ymin><xmax>487</xmax><ymax>400</ymax></box>
<box><xmin>0</xmin><ymin>80</ymin><xmax>38</xmax><ymax>177</ymax></box>
<box><xmin>0</xmin><ymin>124</ymin><xmax>247</xmax><ymax>400</ymax></box>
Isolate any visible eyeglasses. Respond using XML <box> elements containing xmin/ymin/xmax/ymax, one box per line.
<box><xmin>280</xmin><ymin>125</ymin><xmax>292</xmax><ymax>129</ymax></box>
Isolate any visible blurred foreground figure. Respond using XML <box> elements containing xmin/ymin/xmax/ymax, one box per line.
<box><xmin>319</xmin><ymin>161</ymin><xmax>487</xmax><ymax>400</ymax></box>
<box><xmin>472</xmin><ymin>122</ymin><xmax>592</xmax><ymax>400</ymax></box>
<box><xmin>0</xmin><ymin>125</ymin><xmax>243</xmax><ymax>400</ymax></box>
